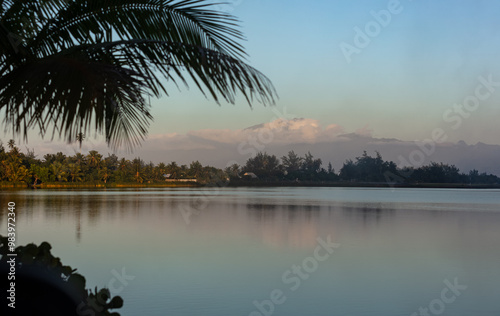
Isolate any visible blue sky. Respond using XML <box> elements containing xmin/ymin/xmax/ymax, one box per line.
<box><xmin>5</xmin><ymin>0</ymin><xmax>500</xmax><ymax>161</ymax></box>
<box><xmin>145</xmin><ymin>0</ymin><xmax>500</xmax><ymax>144</ymax></box>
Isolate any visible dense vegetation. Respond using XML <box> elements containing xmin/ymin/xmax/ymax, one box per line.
<box><xmin>0</xmin><ymin>235</ymin><xmax>123</xmax><ymax>315</ymax></box>
<box><xmin>1</xmin><ymin>139</ymin><xmax>498</xmax><ymax>187</ymax></box>
<box><xmin>0</xmin><ymin>140</ymin><xmax>226</xmax><ymax>186</ymax></box>
<box><xmin>235</xmin><ymin>150</ymin><xmax>500</xmax><ymax>185</ymax></box>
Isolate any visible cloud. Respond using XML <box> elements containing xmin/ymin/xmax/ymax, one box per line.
<box><xmin>63</xmin><ymin>118</ymin><xmax>348</xmax><ymax>153</ymax></box>
<box><xmin>15</xmin><ymin>118</ymin><xmax>500</xmax><ymax>176</ymax></box>
<box><xmin>183</xmin><ymin>118</ymin><xmax>345</xmax><ymax>146</ymax></box>
<box><xmin>355</xmin><ymin>124</ymin><xmax>374</xmax><ymax>137</ymax></box>
<box><xmin>148</xmin><ymin>133</ymin><xmax>216</xmax><ymax>150</ymax></box>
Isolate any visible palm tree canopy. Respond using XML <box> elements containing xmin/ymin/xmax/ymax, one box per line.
<box><xmin>0</xmin><ymin>0</ymin><xmax>277</xmax><ymax>150</ymax></box>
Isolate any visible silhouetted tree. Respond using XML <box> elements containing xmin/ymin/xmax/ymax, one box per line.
<box><xmin>0</xmin><ymin>144</ymin><xmax>498</xmax><ymax>186</ymax></box>
<box><xmin>244</xmin><ymin>152</ymin><xmax>282</xmax><ymax>179</ymax></box>
<box><xmin>340</xmin><ymin>151</ymin><xmax>398</xmax><ymax>182</ymax></box>
<box><xmin>76</xmin><ymin>133</ymin><xmax>85</xmax><ymax>153</ymax></box>
<box><xmin>410</xmin><ymin>162</ymin><xmax>462</xmax><ymax>183</ymax></box>
<box><xmin>225</xmin><ymin>163</ymin><xmax>241</xmax><ymax>180</ymax></box>
<box><xmin>189</xmin><ymin>161</ymin><xmax>204</xmax><ymax>179</ymax></box>
<box><xmin>301</xmin><ymin>151</ymin><xmax>322</xmax><ymax>180</ymax></box>
<box><xmin>0</xmin><ymin>0</ymin><xmax>276</xmax><ymax>150</ymax></box>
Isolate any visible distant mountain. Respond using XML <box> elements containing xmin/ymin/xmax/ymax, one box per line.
<box><xmin>136</xmin><ymin>126</ymin><xmax>500</xmax><ymax>176</ymax></box>
<box><xmin>33</xmin><ymin>118</ymin><xmax>500</xmax><ymax>176</ymax></box>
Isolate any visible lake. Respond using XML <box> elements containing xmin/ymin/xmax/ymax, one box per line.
<box><xmin>1</xmin><ymin>187</ymin><xmax>500</xmax><ymax>316</ymax></box>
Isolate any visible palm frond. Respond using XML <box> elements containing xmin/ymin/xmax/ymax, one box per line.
<box><xmin>0</xmin><ymin>0</ymin><xmax>277</xmax><ymax>149</ymax></box>
<box><xmin>35</xmin><ymin>0</ymin><xmax>246</xmax><ymax>58</ymax></box>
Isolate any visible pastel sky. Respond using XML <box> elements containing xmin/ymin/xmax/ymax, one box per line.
<box><xmin>4</xmin><ymin>0</ymin><xmax>500</xmax><ymax>163</ymax></box>
<box><xmin>143</xmin><ymin>0</ymin><xmax>500</xmax><ymax>143</ymax></box>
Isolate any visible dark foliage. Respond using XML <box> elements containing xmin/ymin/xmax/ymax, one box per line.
<box><xmin>0</xmin><ymin>235</ymin><xmax>123</xmax><ymax>316</ymax></box>
<box><xmin>0</xmin><ymin>0</ymin><xmax>276</xmax><ymax>150</ymax></box>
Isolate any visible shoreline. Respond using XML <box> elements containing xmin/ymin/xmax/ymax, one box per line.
<box><xmin>227</xmin><ymin>181</ymin><xmax>500</xmax><ymax>189</ymax></box>
<box><xmin>0</xmin><ymin>182</ymin><xmax>201</xmax><ymax>189</ymax></box>
<box><xmin>1</xmin><ymin>182</ymin><xmax>499</xmax><ymax>190</ymax></box>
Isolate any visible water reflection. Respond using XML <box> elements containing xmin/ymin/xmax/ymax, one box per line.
<box><xmin>342</xmin><ymin>204</ymin><xmax>394</xmax><ymax>225</ymax></box>
<box><xmin>1</xmin><ymin>188</ymin><xmax>500</xmax><ymax>316</ymax></box>
<box><xmin>1</xmin><ymin>188</ymin><xmax>497</xmax><ymax>249</ymax></box>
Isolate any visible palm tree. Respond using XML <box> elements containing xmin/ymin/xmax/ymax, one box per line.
<box><xmin>157</xmin><ymin>162</ymin><xmax>167</xmax><ymax>176</ymax></box>
<box><xmin>117</xmin><ymin>157</ymin><xmax>127</xmax><ymax>169</ymax></box>
<box><xmin>7</xmin><ymin>139</ymin><xmax>15</xmax><ymax>150</ymax></box>
<box><xmin>98</xmin><ymin>166</ymin><xmax>111</xmax><ymax>183</ymax></box>
<box><xmin>132</xmin><ymin>158</ymin><xmax>143</xmax><ymax>183</ymax></box>
<box><xmin>5</xmin><ymin>139</ymin><xmax>21</xmax><ymax>157</ymax></box>
<box><xmin>67</xmin><ymin>163</ymin><xmax>84</xmax><ymax>182</ymax></box>
<box><xmin>73</xmin><ymin>152</ymin><xmax>86</xmax><ymax>166</ymax></box>
<box><xmin>76</xmin><ymin>133</ymin><xmax>85</xmax><ymax>153</ymax></box>
<box><xmin>189</xmin><ymin>160</ymin><xmax>203</xmax><ymax>179</ymax></box>
<box><xmin>113</xmin><ymin>157</ymin><xmax>127</xmax><ymax>182</ymax></box>
<box><xmin>87</xmin><ymin>150</ymin><xmax>102</xmax><ymax>168</ymax></box>
<box><xmin>166</xmin><ymin>161</ymin><xmax>180</xmax><ymax>179</ymax></box>
<box><xmin>0</xmin><ymin>1</ymin><xmax>276</xmax><ymax>150</ymax></box>
<box><xmin>50</xmin><ymin>162</ymin><xmax>68</xmax><ymax>182</ymax></box>
<box><xmin>54</xmin><ymin>151</ymin><xmax>66</xmax><ymax>163</ymax></box>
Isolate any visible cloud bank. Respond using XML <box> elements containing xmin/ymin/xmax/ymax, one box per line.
<box><xmin>21</xmin><ymin>118</ymin><xmax>500</xmax><ymax>176</ymax></box>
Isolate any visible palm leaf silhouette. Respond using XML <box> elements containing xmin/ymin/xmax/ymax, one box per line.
<box><xmin>0</xmin><ymin>0</ymin><xmax>276</xmax><ymax>150</ymax></box>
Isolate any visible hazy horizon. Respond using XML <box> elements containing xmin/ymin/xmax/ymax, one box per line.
<box><xmin>7</xmin><ymin>116</ymin><xmax>500</xmax><ymax>177</ymax></box>
<box><xmin>3</xmin><ymin>0</ymin><xmax>500</xmax><ymax>172</ymax></box>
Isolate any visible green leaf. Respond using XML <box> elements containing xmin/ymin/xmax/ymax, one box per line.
<box><xmin>108</xmin><ymin>296</ymin><xmax>124</xmax><ymax>309</ymax></box>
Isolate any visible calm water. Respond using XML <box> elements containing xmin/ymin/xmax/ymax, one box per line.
<box><xmin>1</xmin><ymin>187</ymin><xmax>500</xmax><ymax>316</ymax></box>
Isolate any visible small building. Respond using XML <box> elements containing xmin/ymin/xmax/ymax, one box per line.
<box><xmin>243</xmin><ymin>172</ymin><xmax>258</xmax><ymax>179</ymax></box>
<box><xmin>163</xmin><ymin>174</ymin><xmax>197</xmax><ymax>182</ymax></box>
<box><xmin>165</xmin><ymin>179</ymin><xmax>198</xmax><ymax>183</ymax></box>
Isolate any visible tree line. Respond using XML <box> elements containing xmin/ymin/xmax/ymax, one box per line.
<box><xmin>1</xmin><ymin>139</ymin><xmax>499</xmax><ymax>186</ymax></box>
<box><xmin>234</xmin><ymin>150</ymin><xmax>500</xmax><ymax>185</ymax></box>
<box><xmin>0</xmin><ymin>140</ymin><xmax>225</xmax><ymax>186</ymax></box>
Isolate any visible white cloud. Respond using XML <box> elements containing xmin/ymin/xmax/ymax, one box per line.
<box><xmin>180</xmin><ymin>118</ymin><xmax>345</xmax><ymax>147</ymax></box>
<box><xmin>12</xmin><ymin>118</ymin><xmax>500</xmax><ymax>176</ymax></box>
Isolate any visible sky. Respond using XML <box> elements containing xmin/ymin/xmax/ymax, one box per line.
<box><xmin>4</xmin><ymin>0</ymin><xmax>500</xmax><ymax>168</ymax></box>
